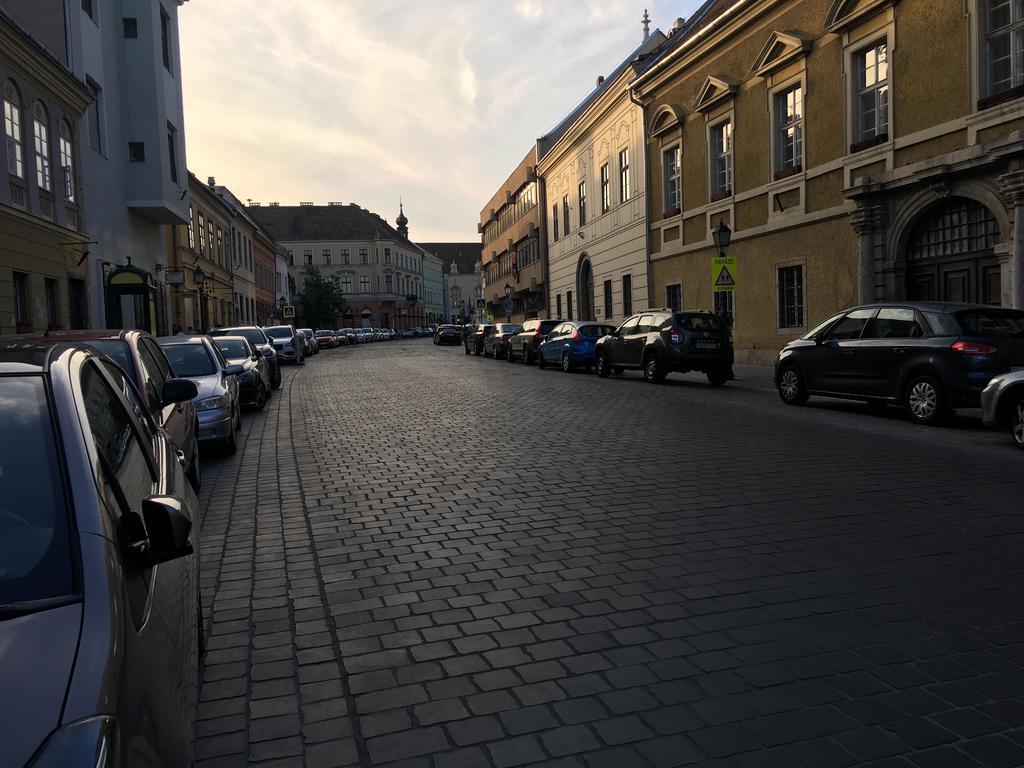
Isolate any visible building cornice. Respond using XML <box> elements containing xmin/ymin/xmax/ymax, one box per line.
<box><xmin>0</xmin><ymin>18</ymin><xmax>91</xmax><ymax>116</ymax></box>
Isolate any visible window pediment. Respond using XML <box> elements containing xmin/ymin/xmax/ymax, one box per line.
<box><xmin>650</xmin><ymin>104</ymin><xmax>685</xmax><ymax>137</ymax></box>
<box><xmin>693</xmin><ymin>76</ymin><xmax>737</xmax><ymax>113</ymax></box>
<box><xmin>825</xmin><ymin>0</ymin><xmax>894</xmax><ymax>33</ymax></box>
<box><xmin>752</xmin><ymin>32</ymin><xmax>811</xmax><ymax>78</ymax></box>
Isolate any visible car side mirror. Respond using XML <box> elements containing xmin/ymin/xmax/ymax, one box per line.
<box><xmin>224</xmin><ymin>364</ymin><xmax>244</xmax><ymax>376</ymax></box>
<box><xmin>162</xmin><ymin>377</ymin><xmax>198</xmax><ymax>406</ymax></box>
<box><xmin>261</xmin><ymin>348</ymin><xmax>275</xmax><ymax>359</ymax></box>
<box><xmin>123</xmin><ymin>495</ymin><xmax>194</xmax><ymax>566</ymax></box>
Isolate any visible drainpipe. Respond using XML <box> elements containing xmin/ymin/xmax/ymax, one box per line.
<box><xmin>628</xmin><ymin>85</ymin><xmax>653</xmax><ymax>313</ymax></box>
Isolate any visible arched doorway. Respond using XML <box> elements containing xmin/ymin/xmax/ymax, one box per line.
<box><xmin>905</xmin><ymin>198</ymin><xmax>1001</xmax><ymax>305</ymax></box>
<box><xmin>577</xmin><ymin>258</ymin><xmax>595</xmax><ymax>320</ymax></box>
<box><xmin>106</xmin><ymin>262</ymin><xmax>156</xmax><ymax>332</ymax></box>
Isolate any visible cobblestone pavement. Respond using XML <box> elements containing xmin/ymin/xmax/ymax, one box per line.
<box><xmin>193</xmin><ymin>340</ymin><xmax>1024</xmax><ymax>768</ymax></box>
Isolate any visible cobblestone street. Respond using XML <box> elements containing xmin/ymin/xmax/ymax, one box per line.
<box><xmin>193</xmin><ymin>340</ymin><xmax>1024</xmax><ymax>768</ymax></box>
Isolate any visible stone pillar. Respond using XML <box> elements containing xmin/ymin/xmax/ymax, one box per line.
<box><xmin>850</xmin><ymin>203</ymin><xmax>888</xmax><ymax>304</ymax></box>
<box><xmin>999</xmin><ymin>170</ymin><xmax>1024</xmax><ymax>309</ymax></box>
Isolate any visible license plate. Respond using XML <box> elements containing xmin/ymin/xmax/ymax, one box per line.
<box><xmin>695</xmin><ymin>341</ymin><xmax>720</xmax><ymax>350</ymax></box>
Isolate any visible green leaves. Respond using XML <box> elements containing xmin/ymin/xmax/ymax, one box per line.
<box><xmin>297</xmin><ymin>266</ymin><xmax>345</xmax><ymax>328</ymax></box>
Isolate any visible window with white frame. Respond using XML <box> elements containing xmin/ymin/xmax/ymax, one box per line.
<box><xmin>709</xmin><ymin>120</ymin><xmax>732</xmax><ymax>198</ymax></box>
<box><xmin>321</xmin><ymin>247</ymin><xmax>331</xmax><ymax>265</ymax></box>
<box><xmin>854</xmin><ymin>42</ymin><xmax>888</xmax><ymax>144</ymax></box>
<box><xmin>663</xmin><ymin>145</ymin><xmax>680</xmax><ymax>212</ymax></box>
<box><xmin>198</xmin><ymin>212</ymin><xmax>206</xmax><ymax>254</ymax></box>
<box><xmin>340</xmin><ymin>248</ymin><xmax>349</xmax><ymax>264</ymax></box>
<box><xmin>3</xmin><ymin>81</ymin><xmax>24</xmax><ymax>180</ymax></box>
<box><xmin>578</xmin><ymin>181</ymin><xmax>587</xmax><ymax>226</ymax></box>
<box><xmin>303</xmin><ymin>249</ymin><xmax>313</xmax><ymax>265</ymax></box>
<box><xmin>666</xmin><ymin>283</ymin><xmax>682</xmax><ymax>312</ymax></box>
<box><xmin>774</xmin><ymin>85</ymin><xmax>803</xmax><ymax>173</ymax></box>
<box><xmin>777</xmin><ymin>264</ymin><xmax>804</xmax><ymax>328</ymax></box>
<box><xmin>360</xmin><ymin>275</ymin><xmax>370</xmax><ymax>293</ymax></box>
<box><xmin>59</xmin><ymin>120</ymin><xmax>74</xmax><ymax>200</ymax></box>
<box><xmin>600</xmin><ymin>164</ymin><xmax>610</xmax><ymax>213</ymax></box>
<box><xmin>986</xmin><ymin>0</ymin><xmax>1024</xmax><ymax>96</ymax></box>
<box><xmin>619</xmin><ymin>148</ymin><xmax>631</xmax><ymax>202</ymax></box>
<box><xmin>359</xmin><ymin>248</ymin><xmax>368</xmax><ymax>264</ymax></box>
<box><xmin>187</xmin><ymin>207</ymin><xmax>195</xmax><ymax>249</ymax></box>
<box><xmin>33</xmin><ymin>103</ymin><xmax>51</xmax><ymax>192</ymax></box>
<box><xmin>341</xmin><ymin>275</ymin><xmax>352</xmax><ymax>293</ymax></box>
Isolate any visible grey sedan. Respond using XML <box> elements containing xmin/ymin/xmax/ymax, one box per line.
<box><xmin>981</xmin><ymin>369</ymin><xmax>1024</xmax><ymax>449</ymax></box>
<box><xmin>0</xmin><ymin>341</ymin><xmax>200</xmax><ymax>767</ymax></box>
<box><xmin>159</xmin><ymin>335</ymin><xmax>243</xmax><ymax>453</ymax></box>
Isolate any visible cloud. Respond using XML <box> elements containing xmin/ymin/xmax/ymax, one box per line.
<box><xmin>515</xmin><ymin>0</ymin><xmax>544</xmax><ymax>20</ymax></box>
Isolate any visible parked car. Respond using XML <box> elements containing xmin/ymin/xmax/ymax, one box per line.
<box><xmin>538</xmin><ymin>321</ymin><xmax>617</xmax><ymax>372</ymax></box>
<box><xmin>297</xmin><ymin>328</ymin><xmax>318</xmax><ymax>356</ymax></box>
<box><xmin>594</xmin><ymin>309</ymin><xmax>732</xmax><ymax>385</ymax></box>
<box><xmin>401</xmin><ymin>328</ymin><xmax>417</xmax><ymax>338</ymax></box>
<box><xmin>315</xmin><ymin>329</ymin><xmax>338</xmax><ymax>349</ymax></box>
<box><xmin>464</xmin><ymin>324</ymin><xmax>495</xmax><ymax>355</ymax></box>
<box><xmin>775</xmin><ymin>303</ymin><xmax>1024</xmax><ymax>424</ymax></box>
<box><xmin>209</xmin><ymin>326</ymin><xmax>281</xmax><ymax>389</ymax></box>
<box><xmin>10</xmin><ymin>329</ymin><xmax>203</xmax><ymax>490</ymax></box>
<box><xmin>434</xmin><ymin>324</ymin><xmax>461</xmax><ymax>345</ymax></box>
<box><xmin>484</xmin><ymin>323</ymin><xmax>522</xmax><ymax>358</ymax></box>
<box><xmin>158</xmin><ymin>336</ymin><xmax>242</xmax><ymax>453</ymax></box>
<box><xmin>212</xmin><ymin>335</ymin><xmax>272</xmax><ymax>410</ymax></box>
<box><xmin>0</xmin><ymin>340</ymin><xmax>200</xmax><ymax>768</ymax></box>
<box><xmin>263</xmin><ymin>325</ymin><xmax>305</xmax><ymax>364</ymax></box>
<box><xmin>508</xmin><ymin>319</ymin><xmax>562</xmax><ymax>363</ymax></box>
<box><xmin>982</xmin><ymin>370</ymin><xmax>1024</xmax><ymax>449</ymax></box>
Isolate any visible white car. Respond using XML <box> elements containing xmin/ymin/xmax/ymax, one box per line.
<box><xmin>981</xmin><ymin>369</ymin><xmax>1024</xmax><ymax>449</ymax></box>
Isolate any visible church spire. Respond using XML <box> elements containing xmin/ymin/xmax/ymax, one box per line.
<box><xmin>396</xmin><ymin>198</ymin><xmax>409</xmax><ymax>238</ymax></box>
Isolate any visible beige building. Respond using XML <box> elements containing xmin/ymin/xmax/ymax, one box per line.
<box><xmin>480</xmin><ymin>149</ymin><xmax>546</xmax><ymax>323</ymax></box>
<box><xmin>1</xmin><ymin>10</ymin><xmax>91</xmax><ymax>335</ymax></box>
<box><xmin>538</xmin><ymin>29</ymin><xmax>666</xmax><ymax>324</ymax></box>
<box><xmin>631</xmin><ymin>0</ymin><xmax>1024</xmax><ymax>364</ymax></box>
<box><xmin>251</xmin><ymin>203</ymin><xmax>427</xmax><ymax>329</ymax></box>
<box><xmin>421</xmin><ymin>244</ymin><xmax>483</xmax><ymax>323</ymax></box>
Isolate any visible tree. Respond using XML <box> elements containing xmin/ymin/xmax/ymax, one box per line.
<box><xmin>297</xmin><ymin>266</ymin><xmax>345</xmax><ymax>328</ymax></box>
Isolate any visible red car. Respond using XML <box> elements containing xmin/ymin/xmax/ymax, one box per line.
<box><xmin>314</xmin><ymin>330</ymin><xmax>338</xmax><ymax>349</ymax></box>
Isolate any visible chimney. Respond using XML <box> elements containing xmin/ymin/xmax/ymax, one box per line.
<box><xmin>299</xmin><ymin>202</ymin><xmax>314</xmax><ymax>206</ymax></box>
<box><xmin>596</xmin><ymin>75</ymin><xmax>604</xmax><ymax>86</ymax></box>
<box><xmin>207</xmin><ymin>176</ymin><xmax>216</xmax><ymax>188</ymax></box>
<box><xmin>269</xmin><ymin>202</ymin><xmax>279</xmax><ymax>207</ymax></box>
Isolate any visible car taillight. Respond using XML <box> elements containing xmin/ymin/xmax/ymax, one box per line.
<box><xmin>570</xmin><ymin>329</ymin><xmax>582</xmax><ymax>342</ymax></box>
<box><xmin>669</xmin><ymin>327</ymin><xmax>681</xmax><ymax>344</ymax></box>
<box><xmin>952</xmin><ymin>340</ymin><xmax>998</xmax><ymax>355</ymax></box>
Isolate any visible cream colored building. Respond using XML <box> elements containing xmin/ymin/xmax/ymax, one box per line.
<box><xmin>538</xmin><ymin>30</ymin><xmax>666</xmax><ymax>324</ymax></box>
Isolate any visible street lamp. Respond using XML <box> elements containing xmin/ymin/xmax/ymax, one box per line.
<box><xmin>194</xmin><ymin>265</ymin><xmax>208</xmax><ymax>333</ymax></box>
<box><xmin>504</xmin><ymin>282</ymin><xmax>512</xmax><ymax>323</ymax></box>
<box><xmin>278</xmin><ymin>294</ymin><xmax>287</xmax><ymax>323</ymax></box>
<box><xmin>711</xmin><ymin>219</ymin><xmax>732</xmax><ymax>257</ymax></box>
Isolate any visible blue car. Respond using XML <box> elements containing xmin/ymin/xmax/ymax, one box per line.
<box><xmin>537</xmin><ymin>321</ymin><xmax>616</xmax><ymax>372</ymax></box>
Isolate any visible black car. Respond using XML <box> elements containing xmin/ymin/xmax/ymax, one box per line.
<box><xmin>594</xmin><ymin>309</ymin><xmax>732</xmax><ymax>384</ymax></box>
<box><xmin>0</xmin><ymin>341</ymin><xmax>200</xmax><ymax>767</ymax></box>
<box><xmin>508</xmin><ymin>319</ymin><xmax>562</xmax><ymax>364</ymax></box>
<box><xmin>209</xmin><ymin>326</ymin><xmax>281</xmax><ymax>389</ymax></box>
<box><xmin>774</xmin><ymin>302</ymin><xmax>1024</xmax><ymax>424</ymax></box>
<box><xmin>464</xmin><ymin>324</ymin><xmax>495</xmax><ymax>356</ymax></box>
<box><xmin>434</xmin><ymin>324</ymin><xmax>461</xmax><ymax>346</ymax></box>
<box><xmin>484</xmin><ymin>323</ymin><xmax>522</xmax><ymax>359</ymax></box>
<box><xmin>212</xmin><ymin>335</ymin><xmax>272</xmax><ymax>410</ymax></box>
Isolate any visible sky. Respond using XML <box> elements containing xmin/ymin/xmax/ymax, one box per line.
<box><xmin>179</xmin><ymin>1</ymin><xmax>704</xmax><ymax>242</ymax></box>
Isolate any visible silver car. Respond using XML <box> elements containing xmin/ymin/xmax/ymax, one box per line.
<box><xmin>981</xmin><ymin>369</ymin><xmax>1024</xmax><ymax>449</ymax></box>
<box><xmin>0</xmin><ymin>341</ymin><xmax>200</xmax><ymax>767</ymax></box>
<box><xmin>158</xmin><ymin>336</ymin><xmax>242</xmax><ymax>453</ymax></box>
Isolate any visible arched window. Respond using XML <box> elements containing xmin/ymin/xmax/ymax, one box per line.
<box><xmin>3</xmin><ymin>80</ymin><xmax>24</xmax><ymax>179</ymax></box>
<box><xmin>907</xmin><ymin>198</ymin><xmax>998</xmax><ymax>261</ymax></box>
<box><xmin>33</xmin><ymin>102</ymin><xmax>51</xmax><ymax>192</ymax></box>
<box><xmin>59</xmin><ymin>119</ymin><xmax>74</xmax><ymax>201</ymax></box>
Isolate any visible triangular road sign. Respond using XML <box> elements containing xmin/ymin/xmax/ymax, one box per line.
<box><xmin>715</xmin><ymin>266</ymin><xmax>735</xmax><ymax>287</ymax></box>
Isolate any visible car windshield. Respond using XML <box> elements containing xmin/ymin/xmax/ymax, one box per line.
<box><xmin>162</xmin><ymin>343</ymin><xmax>218</xmax><ymax>377</ymax></box>
<box><xmin>83</xmin><ymin>339</ymin><xmax>136</xmax><ymax>380</ymax></box>
<box><xmin>955</xmin><ymin>309</ymin><xmax>1024</xmax><ymax>337</ymax></box>
<box><xmin>580</xmin><ymin>325</ymin><xmax>615</xmax><ymax>337</ymax></box>
<box><xmin>211</xmin><ymin>327</ymin><xmax>267</xmax><ymax>346</ymax></box>
<box><xmin>265</xmin><ymin>327</ymin><xmax>293</xmax><ymax>339</ymax></box>
<box><xmin>675</xmin><ymin>313</ymin><xmax>724</xmax><ymax>331</ymax></box>
<box><xmin>0</xmin><ymin>376</ymin><xmax>75</xmax><ymax>607</ymax></box>
<box><xmin>497</xmin><ymin>324</ymin><xmax>521</xmax><ymax>334</ymax></box>
<box><xmin>214</xmin><ymin>338</ymin><xmax>250</xmax><ymax>359</ymax></box>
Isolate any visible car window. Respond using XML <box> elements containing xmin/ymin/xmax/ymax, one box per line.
<box><xmin>0</xmin><ymin>375</ymin><xmax>75</xmax><ymax>605</ymax></box>
<box><xmin>824</xmin><ymin>309</ymin><xmax>876</xmax><ymax>341</ymax></box>
<box><xmin>215</xmin><ymin>338</ymin><xmax>249</xmax><ymax>359</ymax></box>
<box><xmin>539</xmin><ymin>321</ymin><xmax>560</xmax><ymax>332</ymax></box>
<box><xmin>674</xmin><ymin>313</ymin><xmax>723</xmax><ymax>331</ymax></box>
<box><xmin>865</xmin><ymin>308</ymin><xmax>924</xmax><ymax>339</ymax></box>
<box><xmin>955</xmin><ymin>309</ymin><xmax>1024</xmax><ymax>337</ymax></box>
<box><xmin>636</xmin><ymin>314</ymin><xmax>655</xmax><ymax>333</ymax></box>
<box><xmin>84</xmin><ymin>339</ymin><xmax>136</xmax><ymax>381</ymax></box>
<box><xmin>101</xmin><ymin>359</ymin><xmax>156</xmax><ymax>439</ymax></box>
<box><xmin>581</xmin><ymin>325</ymin><xmax>614</xmax><ymax>337</ymax></box>
<box><xmin>617</xmin><ymin>317</ymin><xmax>640</xmax><ymax>335</ymax></box>
<box><xmin>161</xmin><ymin>343</ymin><xmax>218</xmax><ymax>377</ymax></box>
<box><xmin>802</xmin><ymin>312</ymin><xmax>846</xmax><ymax>340</ymax></box>
<box><xmin>136</xmin><ymin>339</ymin><xmax>168</xmax><ymax>405</ymax></box>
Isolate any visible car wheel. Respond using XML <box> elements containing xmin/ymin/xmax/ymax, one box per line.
<box><xmin>186</xmin><ymin>433</ymin><xmax>201</xmax><ymax>492</ymax></box>
<box><xmin>643</xmin><ymin>352</ymin><xmax>665</xmax><ymax>383</ymax></box>
<box><xmin>706</xmin><ymin>366</ymin><xmax>729</xmax><ymax>386</ymax></box>
<box><xmin>778</xmin><ymin>365</ymin><xmax>808</xmax><ymax>405</ymax></box>
<box><xmin>905</xmin><ymin>373</ymin><xmax>948</xmax><ymax>425</ymax></box>
<box><xmin>561</xmin><ymin>352</ymin><xmax>573</xmax><ymax>373</ymax></box>
<box><xmin>225</xmin><ymin>421</ymin><xmax>237</xmax><ymax>454</ymax></box>
<box><xmin>234</xmin><ymin>404</ymin><xmax>242</xmax><ymax>431</ymax></box>
<box><xmin>1012</xmin><ymin>393</ymin><xmax>1024</xmax><ymax>450</ymax></box>
<box><xmin>272</xmin><ymin>364</ymin><xmax>281</xmax><ymax>389</ymax></box>
<box><xmin>507</xmin><ymin>345</ymin><xmax>515</xmax><ymax>362</ymax></box>
<box><xmin>255</xmin><ymin>382</ymin><xmax>267</xmax><ymax>411</ymax></box>
<box><xmin>465</xmin><ymin>344</ymin><xmax>470</xmax><ymax>355</ymax></box>
<box><xmin>538</xmin><ymin>351</ymin><xmax>547</xmax><ymax>369</ymax></box>
<box><xmin>595</xmin><ymin>352</ymin><xmax>610</xmax><ymax>378</ymax></box>
<box><xmin>522</xmin><ymin>345</ymin><xmax>531</xmax><ymax>365</ymax></box>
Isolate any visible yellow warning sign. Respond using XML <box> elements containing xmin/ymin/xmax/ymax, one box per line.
<box><xmin>711</xmin><ymin>256</ymin><xmax>737</xmax><ymax>293</ymax></box>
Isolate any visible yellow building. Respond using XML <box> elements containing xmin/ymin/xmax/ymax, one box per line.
<box><xmin>631</xmin><ymin>0</ymin><xmax>1024</xmax><ymax>363</ymax></box>
<box><xmin>1</xmin><ymin>12</ymin><xmax>91</xmax><ymax>335</ymax></box>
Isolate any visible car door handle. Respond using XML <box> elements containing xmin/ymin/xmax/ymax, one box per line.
<box><xmin>892</xmin><ymin>347</ymin><xmax>906</xmax><ymax>354</ymax></box>
<box><xmin>176</xmin><ymin>449</ymin><xmax>186</xmax><ymax>465</ymax></box>
<box><xmin>842</xmin><ymin>349</ymin><xmax>854</xmax><ymax>355</ymax></box>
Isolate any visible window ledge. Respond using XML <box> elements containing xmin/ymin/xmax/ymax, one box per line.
<box><xmin>849</xmin><ymin>133</ymin><xmax>889</xmax><ymax>155</ymax></box>
<box><xmin>978</xmin><ymin>84</ymin><xmax>1024</xmax><ymax>111</ymax></box>
<box><xmin>773</xmin><ymin>165</ymin><xmax>802</xmax><ymax>181</ymax></box>
<box><xmin>662</xmin><ymin>208</ymin><xmax>681</xmax><ymax>219</ymax></box>
<box><xmin>709</xmin><ymin>190</ymin><xmax>733</xmax><ymax>203</ymax></box>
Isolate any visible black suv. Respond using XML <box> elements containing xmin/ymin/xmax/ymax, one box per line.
<box><xmin>774</xmin><ymin>302</ymin><xmax>1024</xmax><ymax>424</ymax></box>
<box><xmin>465</xmin><ymin>324</ymin><xmax>495</xmax><ymax>356</ymax></box>
<box><xmin>209</xmin><ymin>326</ymin><xmax>281</xmax><ymax>389</ymax></box>
<box><xmin>508</xmin><ymin>319</ymin><xmax>562</xmax><ymax>364</ymax></box>
<box><xmin>594</xmin><ymin>309</ymin><xmax>732</xmax><ymax>384</ymax></box>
